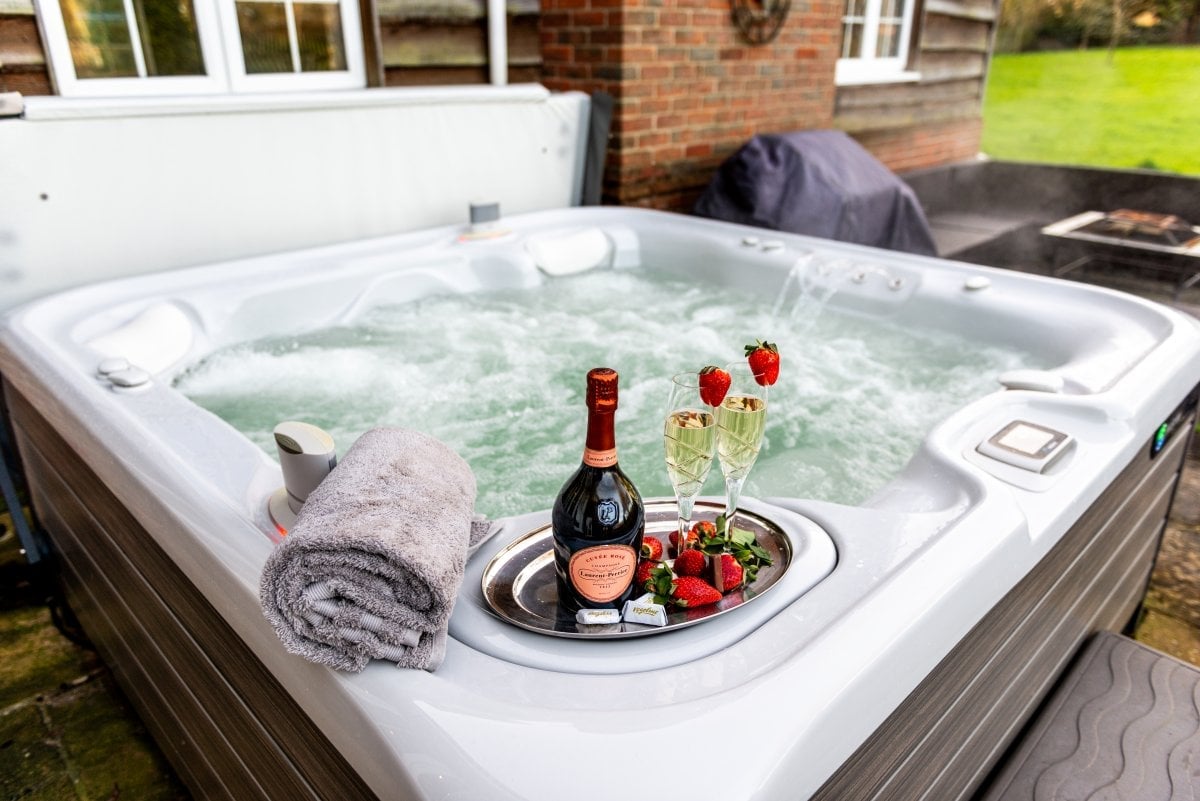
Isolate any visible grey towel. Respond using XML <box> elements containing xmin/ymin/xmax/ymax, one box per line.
<box><xmin>259</xmin><ymin>427</ymin><xmax>495</xmax><ymax>672</ymax></box>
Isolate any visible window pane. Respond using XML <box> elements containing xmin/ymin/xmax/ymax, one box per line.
<box><xmin>842</xmin><ymin>21</ymin><xmax>863</xmax><ymax>58</ymax></box>
<box><xmin>876</xmin><ymin>0</ymin><xmax>907</xmax><ymax>57</ymax></box>
<box><xmin>294</xmin><ymin>2</ymin><xmax>346</xmax><ymax>72</ymax></box>
<box><xmin>60</xmin><ymin>0</ymin><xmax>137</xmax><ymax>78</ymax></box>
<box><xmin>876</xmin><ymin>22</ymin><xmax>899</xmax><ymax>57</ymax></box>
<box><xmin>236</xmin><ymin>1</ymin><xmax>293</xmax><ymax>73</ymax></box>
<box><xmin>507</xmin><ymin>0</ymin><xmax>540</xmax><ymax>83</ymax></box>
<box><xmin>133</xmin><ymin>0</ymin><xmax>204</xmax><ymax>76</ymax></box>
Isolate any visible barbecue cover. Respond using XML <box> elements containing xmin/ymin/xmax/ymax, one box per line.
<box><xmin>693</xmin><ymin>130</ymin><xmax>938</xmax><ymax>255</ymax></box>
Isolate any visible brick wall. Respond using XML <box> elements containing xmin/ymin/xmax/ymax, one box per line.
<box><xmin>541</xmin><ymin>0</ymin><xmax>843</xmax><ymax>211</ymax></box>
<box><xmin>851</xmin><ymin>117</ymin><xmax>984</xmax><ymax>174</ymax></box>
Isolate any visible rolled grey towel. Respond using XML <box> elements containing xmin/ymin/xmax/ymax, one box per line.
<box><xmin>259</xmin><ymin>427</ymin><xmax>495</xmax><ymax>672</ymax></box>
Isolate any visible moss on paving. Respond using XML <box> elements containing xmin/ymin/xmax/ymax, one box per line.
<box><xmin>0</xmin><ymin>704</ymin><xmax>78</xmax><ymax>800</ymax></box>
<box><xmin>0</xmin><ymin>519</ymin><xmax>190</xmax><ymax>800</ymax></box>
<box><xmin>46</xmin><ymin>678</ymin><xmax>189</xmax><ymax>801</ymax></box>
<box><xmin>0</xmin><ymin>605</ymin><xmax>101</xmax><ymax>712</ymax></box>
<box><xmin>1135</xmin><ymin>608</ymin><xmax>1200</xmax><ymax>667</ymax></box>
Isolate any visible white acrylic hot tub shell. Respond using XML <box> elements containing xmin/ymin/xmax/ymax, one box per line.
<box><xmin>3</xmin><ymin>207</ymin><xmax>1200</xmax><ymax>800</ymax></box>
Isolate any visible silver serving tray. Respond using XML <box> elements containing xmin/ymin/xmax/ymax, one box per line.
<box><xmin>480</xmin><ymin>499</ymin><xmax>793</xmax><ymax>639</ymax></box>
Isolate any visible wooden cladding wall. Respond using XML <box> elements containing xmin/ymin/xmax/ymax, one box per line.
<box><xmin>836</xmin><ymin>0</ymin><xmax>996</xmax><ymax>171</ymax></box>
<box><xmin>379</xmin><ymin>0</ymin><xmax>541</xmax><ymax>86</ymax></box>
<box><xmin>0</xmin><ymin>2</ymin><xmax>51</xmax><ymax>96</ymax></box>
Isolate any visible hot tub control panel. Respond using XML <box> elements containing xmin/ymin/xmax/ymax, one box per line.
<box><xmin>976</xmin><ymin>420</ymin><xmax>1074</xmax><ymax>473</ymax></box>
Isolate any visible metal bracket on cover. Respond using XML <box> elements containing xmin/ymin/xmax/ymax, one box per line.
<box><xmin>0</xmin><ymin>434</ymin><xmax>44</xmax><ymax>563</ymax></box>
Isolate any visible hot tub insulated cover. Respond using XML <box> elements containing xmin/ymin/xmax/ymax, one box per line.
<box><xmin>694</xmin><ymin>130</ymin><xmax>938</xmax><ymax>255</ymax></box>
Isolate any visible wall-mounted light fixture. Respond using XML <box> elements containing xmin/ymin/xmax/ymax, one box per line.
<box><xmin>731</xmin><ymin>0</ymin><xmax>791</xmax><ymax>44</ymax></box>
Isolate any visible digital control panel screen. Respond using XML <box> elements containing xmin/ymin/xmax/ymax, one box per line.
<box><xmin>976</xmin><ymin>420</ymin><xmax>1073</xmax><ymax>473</ymax></box>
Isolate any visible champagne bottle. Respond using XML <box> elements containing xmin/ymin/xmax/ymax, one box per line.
<box><xmin>552</xmin><ymin>367</ymin><xmax>645</xmax><ymax>612</ymax></box>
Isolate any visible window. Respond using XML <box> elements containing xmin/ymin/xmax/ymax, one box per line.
<box><xmin>836</xmin><ymin>0</ymin><xmax>919</xmax><ymax>85</ymax></box>
<box><xmin>38</xmin><ymin>0</ymin><xmax>365</xmax><ymax>95</ymax></box>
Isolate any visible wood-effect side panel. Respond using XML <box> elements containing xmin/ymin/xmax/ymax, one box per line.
<box><xmin>883</xmin><ymin>484</ymin><xmax>1171</xmax><ymax>800</ymax></box>
<box><xmin>812</xmin><ymin>423</ymin><xmax>1191</xmax><ymax>801</ymax></box>
<box><xmin>24</xmin><ymin>458</ymin><xmax>243</xmax><ymax>800</ymax></box>
<box><xmin>4</xmin><ymin>382</ymin><xmax>379</xmax><ymax>801</ymax></box>
<box><xmin>21</xmin><ymin>440</ymin><xmax>292</xmax><ymax>801</ymax></box>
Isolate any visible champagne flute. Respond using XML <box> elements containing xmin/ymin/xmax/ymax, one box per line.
<box><xmin>663</xmin><ymin>372</ymin><xmax>718</xmax><ymax>557</ymax></box>
<box><xmin>715</xmin><ymin>363</ymin><xmax>767</xmax><ymax>540</ymax></box>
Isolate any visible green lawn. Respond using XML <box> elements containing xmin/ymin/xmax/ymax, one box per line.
<box><xmin>981</xmin><ymin>46</ymin><xmax>1200</xmax><ymax>176</ymax></box>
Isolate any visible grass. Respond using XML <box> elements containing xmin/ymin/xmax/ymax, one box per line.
<box><xmin>981</xmin><ymin>46</ymin><xmax>1200</xmax><ymax>176</ymax></box>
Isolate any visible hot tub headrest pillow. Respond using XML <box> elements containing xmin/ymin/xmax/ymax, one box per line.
<box><xmin>259</xmin><ymin>427</ymin><xmax>495</xmax><ymax>672</ymax></box>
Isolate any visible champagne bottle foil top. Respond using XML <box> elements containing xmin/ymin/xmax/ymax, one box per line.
<box><xmin>586</xmin><ymin>367</ymin><xmax>619</xmax><ymax>410</ymax></box>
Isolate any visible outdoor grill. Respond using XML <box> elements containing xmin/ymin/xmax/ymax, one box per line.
<box><xmin>1054</xmin><ymin>208</ymin><xmax>1200</xmax><ymax>250</ymax></box>
<box><xmin>1042</xmin><ymin>207</ymin><xmax>1200</xmax><ymax>297</ymax></box>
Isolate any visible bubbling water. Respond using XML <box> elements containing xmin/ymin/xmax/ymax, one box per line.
<box><xmin>174</xmin><ymin>268</ymin><xmax>1041</xmax><ymax>518</ymax></box>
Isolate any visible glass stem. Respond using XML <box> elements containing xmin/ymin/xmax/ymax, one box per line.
<box><xmin>676</xmin><ymin>493</ymin><xmax>696</xmax><ymax>556</ymax></box>
<box><xmin>724</xmin><ymin>476</ymin><xmax>744</xmax><ymax>543</ymax></box>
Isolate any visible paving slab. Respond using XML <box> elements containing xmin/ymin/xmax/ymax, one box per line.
<box><xmin>44</xmin><ymin>676</ymin><xmax>190</xmax><ymax>801</ymax></box>
<box><xmin>0</xmin><ymin>703</ymin><xmax>78</xmax><ymax>800</ymax></box>
<box><xmin>1135</xmin><ymin>607</ymin><xmax>1200</xmax><ymax>667</ymax></box>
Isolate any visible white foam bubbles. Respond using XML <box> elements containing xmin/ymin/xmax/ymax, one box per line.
<box><xmin>173</xmin><ymin>269</ymin><xmax>1041</xmax><ymax>518</ymax></box>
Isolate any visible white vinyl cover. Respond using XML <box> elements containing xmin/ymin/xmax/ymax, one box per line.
<box><xmin>0</xmin><ymin>85</ymin><xmax>590</xmax><ymax>310</ymax></box>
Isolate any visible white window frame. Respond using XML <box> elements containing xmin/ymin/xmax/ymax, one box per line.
<box><xmin>35</xmin><ymin>0</ymin><xmax>365</xmax><ymax>96</ymax></box>
<box><xmin>218</xmin><ymin>0</ymin><xmax>365</xmax><ymax>93</ymax></box>
<box><xmin>835</xmin><ymin>0</ymin><xmax>920</xmax><ymax>86</ymax></box>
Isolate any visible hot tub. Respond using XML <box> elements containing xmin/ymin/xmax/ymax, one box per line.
<box><xmin>2</xmin><ymin>206</ymin><xmax>1199</xmax><ymax>801</ymax></box>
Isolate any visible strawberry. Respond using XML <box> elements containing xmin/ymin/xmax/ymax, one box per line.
<box><xmin>673</xmin><ymin>548</ymin><xmax>706</xmax><ymax>577</ymax></box>
<box><xmin>745</xmin><ymin>339</ymin><xmax>780</xmax><ymax>386</ymax></box>
<box><xmin>669</xmin><ymin>529</ymin><xmax>698</xmax><ymax>551</ymax></box>
<box><xmin>690</xmin><ymin>520</ymin><xmax>718</xmax><ymax>541</ymax></box>
<box><xmin>671</xmin><ymin>576</ymin><xmax>723</xmax><ymax>608</ymax></box>
<box><xmin>635</xmin><ymin>559</ymin><xmax>657</xmax><ymax>590</ymax></box>
<box><xmin>713</xmin><ymin>553</ymin><xmax>744</xmax><ymax>592</ymax></box>
<box><xmin>697</xmin><ymin>365</ymin><xmax>731</xmax><ymax>407</ymax></box>
<box><xmin>640</xmin><ymin>536</ymin><xmax>664</xmax><ymax>562</ymax></box>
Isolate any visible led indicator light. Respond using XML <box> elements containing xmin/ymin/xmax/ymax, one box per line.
<box><xmin>1152</xmin><ymin>422</ymin><xmax>1169</xmax><ymax>456</ymax></box>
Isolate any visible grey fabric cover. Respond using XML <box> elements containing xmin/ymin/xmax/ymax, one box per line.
<box><xmin>694</xmin><ymin>129</ymin><xmax>938</xmax><ymax>255</ymax></box>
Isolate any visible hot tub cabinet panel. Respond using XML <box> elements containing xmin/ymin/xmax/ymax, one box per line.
<box><xmin>813</xmin><ymin>404</ymin><xmax>1195</xmax><ymax>801</ymax></box>
<box><xmin>3</xmin><ymin>207</ymin><xmax>1200</xmax><ymax>801</ymax></box>
<box><xmin>4</xmin><ymin>383</ymin><xmax>380</xmax><ymax>801</ymax></box>
<box><xmin>6</xmin><ymin>379</ymin><xmax>1193</xmax><ymax>801</ymax></box>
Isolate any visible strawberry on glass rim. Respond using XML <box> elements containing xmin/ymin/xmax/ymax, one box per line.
<box><xmin>745</xmin><ymin>339</ymin><xmax>780</xmax><ymax>386</ymax></box>
<box><xmin>697</xmin><ymin>365</ymin><xmax>731</xmax><ymax>406</ymax></box>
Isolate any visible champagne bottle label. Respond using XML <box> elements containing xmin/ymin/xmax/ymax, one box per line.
<box><xmin>582</xmin><ymin>447</ymin><xmax>617</xmax><ymax>468</ymax></box>
<box><xmin>568</xmin><ymin>544</ymin><xmax>637</xmax><ymax>603</ymax></box>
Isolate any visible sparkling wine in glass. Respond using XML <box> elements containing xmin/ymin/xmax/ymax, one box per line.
<box><xmin>663</xmin><ymin>372</ymin><xmax>717</xmax><ymax>556</ymax></box>
<box><xmin>715</xmin><ymin>363</ymin><xmax>767</xmax><ymax>539</ymax></box>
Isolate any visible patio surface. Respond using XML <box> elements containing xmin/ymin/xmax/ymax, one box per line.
<box><xmin>3</xmin><ymin>289</ymin><xmax>1200</xmax><ymax>800</ymax></box>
